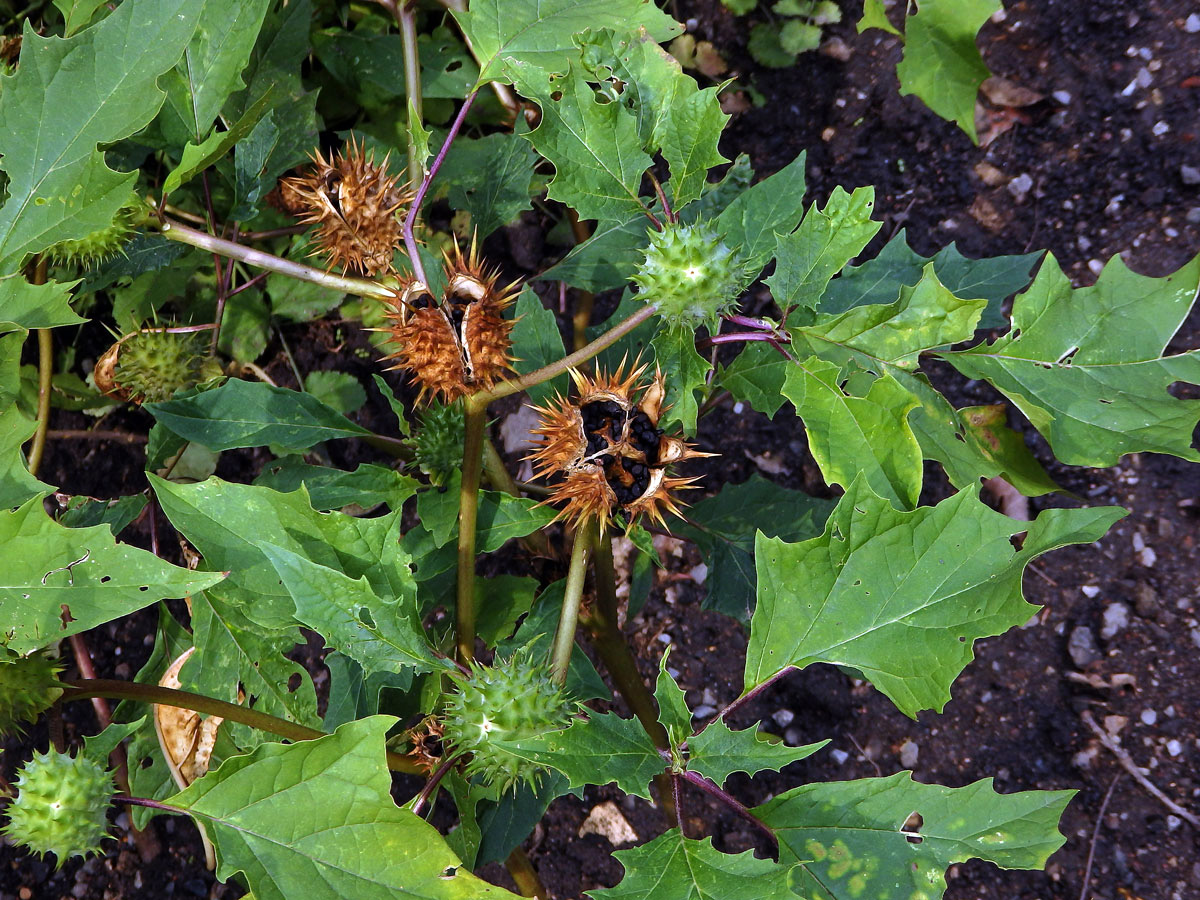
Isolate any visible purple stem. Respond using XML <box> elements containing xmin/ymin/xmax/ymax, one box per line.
<box><xmin>403</xmin><ymin>91</ymin><xmax>478</xmax><ymax>285</ymax></box>
<box><xmin>680</xmin><ymin>770</ymin><xmax>778</xmax><ymax>853</ymax></box>
<box><xmin>701</xmin><ymin>331</ymin><xmax>787</xmax><ymax>348</ymax></box>
<box><xmin>767</xmin><ymin>338</ymin><xmax>796</xmax><ymax>362</ymax></box>
<box><xmin>673</xmin><ymin>773</ymin><xmax>685</xmax><ymax>834</ymax></box>
<box><xmin>114</xmin><ymin>796</ymin><xmax>179</xmax><ymax>814</ymax></box>
<box><xmin>411</xmin><ymin>756</ymin><xmax>457</xmax><ymax>818</ymax></box>
<box><xmin>227</xmin><ymin>270</ymin><xmax>269</xmax><ymax>299</ymax></box>
<box><xmin>723</xmin><ymin>314</ymin><xmax>779</xmax><ymax>332</ymax></box>
<box><xmin>714</xmin><ymin>667</ymin><xmax>796</xmax><ymax>725</ymax></box>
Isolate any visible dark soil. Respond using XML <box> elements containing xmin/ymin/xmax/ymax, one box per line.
<box><xmin>5</xmin><ymin>1</ymin><xmax>1200</xmax><ymax>899</ymax></box>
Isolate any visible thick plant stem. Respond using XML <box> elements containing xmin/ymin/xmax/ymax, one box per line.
<box><xmin>550</xmin><ymin>524</ymin><xmax>592</xmax><ymax>685</ymax></box>
<box><xmin>475</xmin><ymin>304</ymin><xmax>658</xmax><ymax>404</ymax></box>
<box><xmin>386</xmin><ymin>0</ymin><xmax>424</xmax><ymax>185</ymax></box>
<box><xmin>456</xmin><ymin>401</ymin><xmax>488</xmax><ymax>664</ymax></box>
<box><xmin>27</xmin><ymin>327</ymin><xmax>52</xmax><ymax>477</ymax></box>
<box><xmin>158</xmin><ymin>218</ymin><xmax>399</xmax><ymax>302</ymax></box>
<box><xmin>61</xmin><ymin>679</ymin><xmax>422</xmax><ymax>775</ymax></box>
<box><xmin>505</xmin><ymin>847</ymin><xmax>547</xmax><ymax>898</ymax></box>
<box><xmin>404</xmin><ymin>91</ymin><xmax>478</xmax><ymax>285</ymax></box>
<box><xmin>587</xmin><ymin>534</ymin><xmax>670</xmax><ymax>749</ymax></box>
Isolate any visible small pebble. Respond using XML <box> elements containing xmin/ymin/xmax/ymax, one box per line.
<box><xmin>1141</xmin><ymin>709</ymin><xmax>1157</xmax><ymax>726</ymax></box>
<box><xmin>656</xmin><ymin>633</ymin><xmax>673</xmax><ymax>645</ymax></box>
<box><xmin>830</xmin><ymin>748</ymin><xmax>849</xmax><ymax>765</ymax></box>
<box><xmin>1181</xmin><ymin>165</ymin><xmax>1200</xmax><ymax>186</ymax></box>
<box><xmin>1081</xmin><ymin>585</ymin><xmax>1101</xmax><ymax>598</ymax></box>
<box><xmin>773</xmin><ymin>708</ymin><xmax>795</xmax><ymax>728</ymax></box>
<box><xmin>1167</xmin><ymin>739</ymin><xmax>1183</xmax><ymax>757</ymax></box>
<box><xmin>1100</xmin><ymin>602</ymin><xmax>1130</xmax><ymax>640</ymax></box>
<box><xmin>1007</xmin><ymin>173</ymin><xmax>1034</xmax><ymax>200</ymax></box>
<box><xmin>1167</xmin><ymin>815</ymin><xmax>1182</xmax><ymax>831</ymax></box>
<box><xmin>1069</xmin><ymin>625</ymin><xmax>1102</xmax><ymax>667</ymax></box>
<box><xmin>784</xmin><ymin>727</ymin><xmax>802</xmax><ymax>746</ymax></box>
<box><xmin>692</xmin><ymin>704</ymin><xmax>717</xmax><ymax>719</ymax></box>
<box><xmin>1052</xmin><ymin>90</ymin><xmax>1072</xmax><ymax>105</ymax></box>
<box><xmin>1152</xmin><ymin>121</ymin><xmax>1169</xmax><ymax>137</ymax></box>
<box><xmin>899</xmin><ymin>739</ymin><xmax>919</xmax><ymax>769</ymax></box>
<box><xmin>1189</xmin><ymin>208</ymin><xmax>1200</xmax><ymax>224</ymax></box>
<box><xmin>1186</xmin><ymin>13</ymin><xmax>1200</xmax><ymax>33</ymax></box>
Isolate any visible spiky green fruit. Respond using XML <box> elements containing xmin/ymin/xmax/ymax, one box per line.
<box><xmin>100</xmin><ymin>329</ymin><xmax>223</xmax><ymax>405</ymax></box>
<box><xmin>2</xmin><ymin>748</ymin><xmax>114</xmax><ymax>868</ymax></box>
<box><xmin>0</xmin><ymin>648</ymin><xmax>64</xmax><ymax>737</ymax></box>
<box><xmin>43</xmin><ymin>194</ymin><xmax>146</xmax><ymax>268</ymax></box>
<box><xmin>631</xmin><ymin>222</ymin><xmax>744</xmax><ymax>330</ymax></box>
<box><xmin>441</xmin><ymin>649</ymin><xmax>576</xmax><ymax>792</ymax></box>
<box><xmin>414</xmin><ymin>401</ymin><xmax>465</xmax><ymax>486</ymax></box>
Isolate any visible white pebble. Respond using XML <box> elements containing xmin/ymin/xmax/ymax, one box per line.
<box><xmin>1101</xmin><ymin>603</ymin><xmax>1130</xmax><ymax>639</ymax></box>
<box><xmin>1186</xmin><ymin>13</ymin><xmax>1200</xmax><ymax>33</ymax></box>
<box><xmin>830</xmin><ymin>748</ymin><xmax>849</xmax><ymax>765</ymax></box>
<box><xmin>1166</xmin><ymin>815</ymin><xmax>1182</xmax><ymax>831</ymax></box>
<box><xmin>899</xmin><ymin>739</ymin><xmax>919</xmax><ymax>769</ymax></box>
<box><xmin>1141</xmin><ymin>709</ymin><xmax>1157</xmax><ymax>726</ymax></box>
<box><xmin>1153</xmin><ymin>121</ymin><xmax>1169</xmax><ymax>136</ymax></box>
<box><xmin>773</xmin><ymin>708</ymin><xmax>795</xmax><ymax>728</ymax></box>
<box><xmin>1081</xmin><ymin>585</ymin><xmax>1101</xmax><ymax>598</ymax></box>
<box><xmin>1052</xmin><ymin>90</ymin><xmax>1072</xmax><ymax>105</ymax></box>
<box><xmin>1166</xmin><ymin>739</ymin><xmax>1182</xmax><ymax>757</ymax></box>
<box><xmin>732</xmin><ymin>401</ymin><xmax>745</xmax><ymax>414</ymax></box>
<box><xmin>692</xmin><ymin>704</ymin><xmax>716</xmax><ymax>719</ymax></box>
<box><xmin>656</xmin><ymin>633</ymin><xmax>673</xmax><ymax>645</ymax></box>
<box><xmin>1138</xmin><ymin>547</ymin><xmax>1157</xmax><ymax>567</ymax></box>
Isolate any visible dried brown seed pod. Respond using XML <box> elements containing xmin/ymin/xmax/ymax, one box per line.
<box><xmin>278</xmin><ymin>138</ymin><xmax>412</xmax><ymax>276</ymax></box>
<box><xmin>526</xmin><ymin>361</ymin><xmax>712</xmax><ymax>532</ymax></box>
<box><xmin>378</xmin><ymin>240</ymin><xmax>519</xmax><ymax>404</ymax></box>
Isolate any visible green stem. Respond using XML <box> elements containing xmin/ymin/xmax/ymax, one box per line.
<box><xmin>27</xmin><ymin>326</ymin><xmax>52</xmax><ymax>478</ymax></box>
<box><xmin>550</xmin><ymin>524</ymin><xmax>592</xmax><ymax>685</ymax></box>
<box><xmin>456</xmin><ymin>403</ymin><xmax>487</xmax><ymax>664</ymax></box>
<box><xmin>397</xmin><ymin>2</ymin><xmax>424</xmax><ymax>186</ymax></box>
<box><xmin>61</xmin><ymin>679</ymin><xmax>422</xmax><ymax>775</ymax></box>
<box><xmin>505</xmin><ymin>847</ymin><xmax>547</xmax><ymax>898</ymax></box>
<box><xmin>158</xmin><ymin>218</ymin><xmax>399</xmax><ymax>302</ymax></box>
<box><xmin>474</xmin><ymin>304</ymin><xmax>658</xmax><ymax>405</ymax></box>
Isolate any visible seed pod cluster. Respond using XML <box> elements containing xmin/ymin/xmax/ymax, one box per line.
<box><xmin>527</xmin><ymin>362</ymin><xmax>710</xmax><ymax>531</ymax></box>
<box><xmin>279</xmin><ymin>138</ymin><xmax>411</xmax><ymax>276</ymax></box>
<box><xmin>379</xmin><ymin>241</ymin><xmax>519</xmax><ymax>404</ymax></box>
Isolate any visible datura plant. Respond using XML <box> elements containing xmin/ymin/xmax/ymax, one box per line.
<box><xmin>0</xmin><ymin>0</ymin><xmax>1193</xmax><ymax>899</ymax></box>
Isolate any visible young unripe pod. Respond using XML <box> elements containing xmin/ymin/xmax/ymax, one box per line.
<box><xmin>441</xmin><ymin>649</ymin><xmax>576</xmax><ymax>792</ymax></box>
<box><xmin>2</xmin><ymin>748</ymin><xmax>114</xmax><ymax>868</ymax></box>
<box><xmin>93</xmin><ymin>328</ymin><xmax>222</xmax><ymax>405</ymax></box>
<box><xmin>631</xmin><ymin>222</ymin><xmax>745</xmax><ymax>330</ymax></box>
<box><xmin>0</xmin><ymin>648</ymin><xmax>63</xmax><ymax>737</ymax></box>
<box><xmin>43</xmin><ymin>194</ymin><xmax>146</xmax><ymax>268</ymax></box>
<box><xmin>413</xmin><ymin>401</ymin><xmax>465</xmax><ymax>486</ymax></box>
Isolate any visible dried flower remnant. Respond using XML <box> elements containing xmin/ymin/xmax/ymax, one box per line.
<box><xmin>527</xmin><ymin>362</ymin><xmax>710</xmax><ymax>531</ymax></box>
<box><xmin>278</xmin><ymin>138</ymin><xmax>412</xmax><ymax>276</ymax></box>
<box><xmin>379</xmin><ymin>240</ymin><xmax>519</xmax><ymax>403</ymax></box>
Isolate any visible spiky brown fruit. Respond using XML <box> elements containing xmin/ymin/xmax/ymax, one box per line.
<box><xmin>527</xmin><ymin>362</ymin><xmax>711</xmax><ymax>531</ymax></box>
<box><xmin>379</xmin><ymin>241</ymin><xmax>519</xmax><ymax>404</ymax></box>
<box><xmin>279</xmin><ymin>138</ymin><xmax>411</xmax><ymax>276</ymax></box>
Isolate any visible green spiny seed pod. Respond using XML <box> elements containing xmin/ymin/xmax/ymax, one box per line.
<box><xmin>0</xmin><ymin>648</ymin><xmax>64</xmax><ymax>737</ymax></box>
<box><xmin>414</xmin><ymin>401</ymin><xmax>465</xmax><ymax>486</ymax></box>
<box><xmin>2</xmin><ymin>748</ymin><xmax>114</xmax><ymax>868</ymax></box>
<box><xmin>631</xmin><ymin>222</ymin><xmax>744</xmax><ymax>330</ymax></box>
<box><xmin>94</xmin><ymin>328</ymin><xmax>223</xmax><ymax>405</ymax></box>
<box><xmin>43</xmin><ymin>194</ymin><xmax>146</xmax><ymax>268</ymax></box>
<box><xmin>441</xmin><ymin>648</ymin><xmax>577</xmax><ymax>792</ymax></box>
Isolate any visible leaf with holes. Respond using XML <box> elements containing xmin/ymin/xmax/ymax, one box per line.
<box><xmin>756</xmin><ymin>771</ymin><xmax>1074</xmax><ymax>900</ymax></box>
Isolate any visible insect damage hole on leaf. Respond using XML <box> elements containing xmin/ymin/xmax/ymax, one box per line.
<box><xmin>901</xmin><ymin>810</ymin><xmax>924</xmax><ymax>844</ymax></box>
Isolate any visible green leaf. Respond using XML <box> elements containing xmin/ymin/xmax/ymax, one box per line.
<box><xmin>651</xmin><ymin>326</ymin><xmax>710</xmax><ymax>433</ymax></box>
<box><xmin>507</xmin><ymin>60</ymin><xmax>654</xmax><ymax>225</ymax></box>
<box><xmin>0</xmin><ymin>406</ymin><xmax>53</xmax><ymax>509</ymax></box>
<box><xmin>509</xmin><ymin>288</ymin><xmax>566</xmax><ymax>404</ymax></box>
<box><xmin>747</xmin><ymin>479</ymin><xmax>1125</xmax><ymax>716</ymax></box>
<box><xmin>0</xmin><ymin>0</ymin><xmax>204</xmax><ymax>270</ymax></box>
<box><xmin>257</xmin><ymin>543</ymin><xmax>445</xmax><ymax>678</ymax></box>
<box><xmin>756</xmin><ymin>771</ymin><xmax>1075</xmax><ymax>900</ymax></box>
<box><xmin>144</xmin><ymin>379</ymin><xmax>371</xmax><ymax>453</ymax></box>
<box><xmin>216</xmin><ymin>288</ymin><xmax>270</xmax><ymax>363</ymax></box>
<box><xmin>304</xmin><ymin>371</ymin><xmax>367</xmax><ymax>416</ymax></box>
<box><xmin>475</xmin><ymin>575</ymin><xmax>539</xmax><ymax>645</ymax></box>
<box><xmin>781</xmin><ymin>358</ymin><xmax>922</xmax><ymax>509</ymax></box>
<box><xmin>421</xmin><ymin>27</ymin><xmax>481</xmax><ymax>99</ymax></box>
<box><xmin>494</xmin><ymin>712</ymin><xmax>663</xmax><ymax>799</ymax></box>
<box><xmin>417</xmin><ymin>473</ymin><xmax>558</xmax><ymax>551</ymax></box>
<box><xmin>161</xmin><ymin>88</ymin><xmax>275</xmax><ymax>194</ymax></box>
<box><xmin>930</xmin><ymin>243</ymin><xmax>1041</xmax><ymax>330</ymax></box>
<box><xmin>53</xmin><ymin>0</ymin><xmax>107</xmax><ymax>37</ymax></box>
<box><xmin>578</xmin><ymin>29</ymin><xmax>727</xmax><ymax>211</ymax></box>
<box><xmin>654</xmin><ymin>652</ymin><xmax>692</xmax><ymax>747</ymax></box>
<box><xmin>719</xmin><ymin>343</ymin><xmax>788</xmax><ymax>419</ymax></box>
<box><xmin>186</xmin><ymin>590</ymin><xmax>320</xmax><ymax>747</ymax></box>
<box><xmin>455</xmin><ymin>0</ymin><xmax>680</xmax><ymax>84</ymax></box>
<box><xmin>793</xmin><ymin>264</ymin><xmax>987</xmax><ymax>374</ymax></box>
<box><xmin>266</xmin><ymin>266</ymin><xmax>344</xmax><ymax>323</ymax></box>
<box><xmin>0</xmin><ymin>495</ymin><xmax>224</xmax><ymax>654</ymax></box>
<box><xmin>858</xmin><ymin>0</ymin><xmax>901</xmax><ymax>36</ymax></box>
<box><xmin>895</xmin><ymin>0</ymin><xmax>1000</xmax><ymax>142</ymax></box>
<box><xmin>766</xmin><ymin>187</ymin><xmax>882</xmax><ymax>312</ymax></box>
<box><xmin>167</xmin><ymin>717</ymin><xmax>520</xmax><ymax>900</ymax></box>
<box><xmin>676</xmin><ymin>475</ymin><xmax>833</xmax><ymax>623</ymax></box>
<box><xmin>902</xmin><ymin>376</ymin><xmax>1061</xmax><ymax>496</ymax></box>
<box><xmin>160</xmin><ymin>0</ymin><xmax>272</xmax><ymax>142</ymax></box>
<box><xmin>748</xmin><ymin>24</ymin><xmax>796</xmax><ymax>69</ymax></box>
<box><xmin>151</xmin><ymin>475</ymin><xmax>411</xmax><ymax>629</ymax></box>
<box><xmin>589</xmin><ymin>830</ymin><xmax>795</xmax><ymax>900</ymax></box>
<box><xmin>944</xmin><ymin>253</ymin><xmax>1200</xmax><ymax>466</ymax></box>
<box><xmin>439</xmin><ymin>133</ymin><xmax>538</xmax><ymax>239</ymax></box>
<box><xmin>83</xmin><ymin>717</ymin><xmax>146</xmax><ymax>764</ymax></box>
<box><xmin>57</xmin><ymin>494</ymin><xmax>148</xmax><ymax>534</ymax></box>
<box><xmin>539</xmin><ymin>215</ymin><xmax>652</xmax><ymax>292</ymax></box>
<box><xmin>255</xmin><ymin>459</ymin><xmax>419</xmax><ymax>512</ymax></box>
<box><xmin>715</xmin><ymin>152</ymin><xmax>807</xmax><ymax>274</ymax></box>
<box><xmin>0</xmin><ymin>274</ymin><xmax>86</xmax><ymax>334</ymax></box>
<box><xmin>688</xmin><ymin>720</ymin><xmax>826</xmax><ymax>788</ymax></box>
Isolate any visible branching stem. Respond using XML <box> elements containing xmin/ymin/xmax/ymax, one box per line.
<box><xmin>680</xmin><ymin>770</ymin><xmax>778</xmax><ymax>853</ymax></box>
<box><xmin>61</xmin><ymin>679</ymin><xmax>422</xmax><ymax>775</ymax></box>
